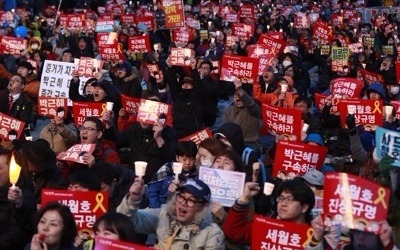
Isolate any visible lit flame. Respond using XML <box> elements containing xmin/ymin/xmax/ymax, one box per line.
<box><xmin>9</xmin><ymin>154</ymin><xmax>21</xmax><ymax>185</ymax></box>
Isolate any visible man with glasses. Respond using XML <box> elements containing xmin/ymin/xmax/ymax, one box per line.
<box><xmin>117</xmin><ymin>178</ymin><xmax>225</xmax><ymax>249</ymax></box>
<box><xmin>0</xmin><ymin>74</ymin><xmax>33</xmax><ymax>137</ymax></box>
<box><xmin>223</xmin><ymin>178</ymin><xmax>339</xmax><ymax>249</ymax></box>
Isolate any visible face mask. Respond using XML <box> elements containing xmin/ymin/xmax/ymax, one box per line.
<box><xmin>282</xmin><ymin>60</ymin><xmax>292</xmax><ymax>67</ymax></box>
<box><xmin>389</xmin><ymin>85</ymin><xmax>400</xmax><ymax>95</ymax></box>
<box><xmin>201</xmin><ymin>159</ymin><xmax>212</xmax><ymax>167</ymax></box>
<box><xmin>8</xmin><ymin>135</ymin><xmax>16</xmax><ymax>141</ymax></box>
<box><xmin>31</xmin><ymin>43</ymin><xmax>39</xmax><ymax>50</ymax></box>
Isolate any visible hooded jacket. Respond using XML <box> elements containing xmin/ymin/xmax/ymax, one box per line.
<box><xmin>117</xmin><ymin>193</ymin><xmax>225</xmax><ymax>249</ymax></box>
<box><xmin>366</xmin><ymin>82</ymin><xmax>388</xmax><ymax>103</ymax></box>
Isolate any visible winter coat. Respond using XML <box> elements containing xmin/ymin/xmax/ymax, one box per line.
<box><xmin>40</xmin><ymin>123</ymin><xmax>79</xmax><ymax>154</ymax></box>
<box><xmin>117</xmin><ymin>194</ymin><xmax>225</xmax><ymax>249</ymax></box>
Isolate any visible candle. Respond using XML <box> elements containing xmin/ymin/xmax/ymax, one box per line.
<box><xmin>9</xmin><ymin>154</ymin><xmax>21</xmax><ymax>188</ymax></box>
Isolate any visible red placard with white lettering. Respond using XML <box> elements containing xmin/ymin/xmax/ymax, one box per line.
<box><xmin>294</xmin><ymin>13</ymin><xmax>310</xmax><ymax>29</ymax></box>
<box><xmin>0</xmin><ymin>36</ymin><xmax>27</xmax><ymax>55</ymax></box>
<box><xmin>146</xmin><ymin>63</ymin><xmax>164</xmax><ymax>82</ymax></box>
<box><xmin>330</xmin><ymin>77</ymin><xmax>363</xmax><ymax>98</ymax></box>
<box><xmin>323</xmin><ymin>173</ymin><xmax>390</xmax><ymax>234</ymax></box>
<box><xmin>41</xmin><ymin>189</ymin><xmax>108</xmax><ymax>239</ymax></box>
<box><xmin>329</xmin><ymin>13</ymin><xmax>344</xmax><ymax>27</ymax></box>
<box><xmin>391</xmin><ymin>100</ymin><xmax>400</xmax><ymax>119</ymax></box>
<box><xmin>137</xmin><ymin>99</ymin><xmax>172</xmax><ymax>126</ymax></box>
<box><xmin>257</xmin><ymin>34</ymin><xmax>286</xmax><ymax>56</ymax></box>
<box><xmin>224</xmin><ymin>13</ymin><xmax>238</xmax><ymax>23</ymax></box>
<box><xmin>258</xmin><ymin>55</ymin><xmax>276</xmax><ymax>75</ymax></box>
<box><xmin>232</xmin><ymin>23</ymin><xmax>254</xmax><ymax>41</ymax></box>
<box><xmin>128</xmin><ymin>35</ymin><xmax>151</xmax><ymax>53</ymax></box>
<box><xmin>179</xmin><ymin>128</ymin><xmax>213</xmax><ymax>145</ymax></box>
<box><xmin>360</xmin><ymin>69</ymin><xmax>384</xmax><ymax>85</ymax></box>
<box><xmin>172</xmin><ymin>27</ymin><xmax>194</xmax><ymax>44</ymax></box>
<box><xmin>312</xmin><ymin>20</ymin><xmax>333</xmax><ymax>44</ymax></box>
<box><xmin>261</xmin><ymin>104</ymin><xmax>302</xmax><ymax>141</ymax></box>
<box><xmin>120</xmin><ymin>13</ymin><xmax>136</xmax><ymax>25</ymax></box>
<box><xmin>337</xmin><ymin>99</ymin><xmax>383</xmax><ymax>129</ymax></box>
<box><xmin>220</xmin><ymin>54</ymin><xmax>259</xmax><ymax>84</ymax></box>
<box><xmin>225</xmin><ymin>35</ymin><xmax>238</xmax><ymax>47</ymax></box>
<box><xmin>169</xmin><ymin>48</ymin><xmax>194</xmax><ymax>67</ymax></box>
<box><xmin>238</xmin><ymin>4</ymin><xmax>255</xmax><ymax>19</ymax></box>
<box><xmin>162</xmin><ymin>0</ymin><xmax>185</xmax><ymax>28</ymax></box>
<box><xmin>272</xmin><ymin>140</ymin><xmax>327</xmax><ymax>179</ymax></box>
<box><xmin>99</xmin><ymin>44</ymin><xmax>125</xmax><ymax>61</ymax></box>
<box><xmin>247</xmin><ymin>45</ymin><xmax>276</xmax><ymax>75</ymax></box>
<box><xmin>135</xmin><ymin>16</ymin><xmax>155</xmax><ymax>31</ymax></box>
<box><xmin>72</xmin><ymin>102</ymin><xmax>106</xmax><ymax>126</ymax></box>
<box><xmin>252</xmin><ymin>216</ymin><xmax>313</xmax><ymax>250</ymax></box>
<box><xmin>314</xmin><ymin>93</ymin><xmax>343</xmax><ymax>114</ymax></box>
<box><xmin>266</xmin><ymin>31</ymin><xmax>284</xmax><ymax>40</ymax></box>
<box><xmin>96</xmin><ymin>32</ymin><xmax>118</xmax><ymax>47</ymax></box>
<box><xmin>38</xmin><ymin>96</ymin><xmax>68</xmax><ymax>118</ymax></box>
<box><xmin>94</xmin><ymin>236</ymin><xmax>152</xmax><ymax>250</ymax></box>
<box><xmin>58</xmin><ymin>144</ymin><xmax>96</xmax><ymax>164</ymax></box>
<box><xmin>77</xmin><ymin>57</ymin><xmax>104</xmax><ymax>78</ymax></box>
<box><xmin>0</xmin><ymin>112</ymin><xmax>25</xmax><ymax>140</ymax></box>
<box><xmin>121</xmin><ymin>94</ymin><xmax>141</xmax><ymax>116</ymax></box>
<box><xmin>396</xmin><ymin>61</ymin><xmax>400</xmax><ymax>84</ymax></box>
<box><xmin>59</xmin><ymin>14</ymin><xmax>87</xmax><ymax>28</ymax></box>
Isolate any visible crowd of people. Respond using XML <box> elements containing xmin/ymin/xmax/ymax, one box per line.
<box><xmin>0</xmin><ymin>0</ymin><xmax>400</xmax><ymax>249</ymax></box>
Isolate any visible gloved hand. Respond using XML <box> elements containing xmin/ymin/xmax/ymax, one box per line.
<box><xmin>345</xmin><ymin>114</ymin><xmax>356</xmax><ymax>132</ymax></box>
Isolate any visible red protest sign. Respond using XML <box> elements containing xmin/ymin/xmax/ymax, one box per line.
<box><xmin>238</xmin><ymin>4</ymin><xmax>255</xmax><ymax>19</ymax></box>
<box><xmin>232</xmin><ymin>23</ymin><xmax>254</xmax><ymax>41</ymax></box>
<box><xmin>179</xmin><ymin>128</ymin><xmax>213</xmax><ymax>145</ymax></box>
<box><xmin>314</xmin><ymin>93</ymin><xmax>342</xmax><ymax>114</ymax></box>
<box><xmin>120</xmin><ymin>13</ymin><xmax>136</xmax><ymax>24</ymax></box>
<box><xmin>162</xmin><ymin>0</ymin><xmax>185</xmax><ymax>28</ymax></box>
<box><xmin>312</xmin><ymin>20</ymin><xmax>333</xmax><ymax>44</ymax></box>
<box><xmin>330</xmin><ymin>77</ymin><xmax>363</xmax><ymax>98</ymax></box>
<box><xmin>360</xmin><ymin>69</ymin><xmax>384</xmax><ymax>85</ymax></box>
<box><xmin>96</xmin><ymin>32</ymin><xmax>118</xmax><ymax>47</ymax></box>
<box><xmin>272</xmin><ymin>140</ymin><xmax>328</xmax><ymax>179</ymax></box>
<box><xmin>337</xmin><ymin>99</ymin><xmax>383</xmax><ymax>129</ymax></box>
<box><xmin>294</xmin><ymin>13</ymin><xmax>310</xmax><ymax>29</ymax></box>
<box><xmin>323</xmin><ymin>172</ymin><xmax>390</xmax><ymax>234</ymax></box>
<box><xmin>0</xmin><ymin>36</ymin><xmax>27</xmax><ymax>55</ymax></box>
<box><xmin>391</xmin><ymin>100</ymin><xmax>400</xmax><ymax>119</ymax></box>
<box><xmin>220</xmin><ymin>54</ymin><xmax>259</xmax><ymax>84</ymax></box>
<box><xmin>135</xmin><ymin>16</ymin><xmax>155</xmax><ymax>31</ymax></box>
<box><xmin>38</xmin><ymin>96</ymin><xmax>68</xmax><ymax>118</ymax></box>
<box><xmin>261</xmin><ymin>104</ymin><xmax>302</xmax><ymax>141</ymax></box>
<box><xmin>266</xmin><ymin>31</ymin><xmax>284</xmax><ymax>40</ymax></box>
<box><xmin>41</xmin><ymin>189</ymin><xmax>108</xmax><ymax>239</ymax></box>
<box><xmin>128</xmin><ymin>35</ymin><xmax>151</xmax><ymax>53</ymax></box>
<box><xmin>257</xmin><ymin>34</ymin><xmax>286</xmax><ymax>56</ymax></box>
<box><xmin>59</xmin><ymin>14</ymin><xmax>87</xmax><ymax>29</ymax></box>
<box><xmin>172</xmin><ymin>27</ymin><xmax>194</xmax><ymax>45</ymax></box>
<box><xmin>57</xmin><ymin>144</ymin><xmax>96</xmax><ymax>164</ymax></box>
<box><xmin>99</xmin><ymin>44</ymin><xmax>125</xmax><ymax>61</ymax></box>
<box><xmin>396</xmin><ymin>61</ymin><xmax>400</xmax><ymax>84</ymax></box>
<box><xmin>137</xmin><ymin>99</ymin><xmax>172</xmax><ymax>126</ymax></box>
<box><xmin>225</xmin><ymin>35</ymin><xmax>239</xmax><ymax>47</ymax></box>
<box><xmin>0</xmin><ymin>112</ymin><xmax>25</xmax><ymax>140</ymax></box>
<box><xmin>146</xmin><ymin>63</ymin><xmax>164</xmax><ymax>82</ymax></box>
<box><xmin>223</xmin><ymin>13</ymin><xmax>238</xmax><ymax>23</ymax></box>
<box><xmin>252</xmin><ymin>216</ymin><xmax>313</xmax><ymax>250</ymax></box>
<box><xmin>72</xmin><ymin>102</ymin><xmax>106</xmax><ymax>126</ymax></box>
<box><xmin>77</xmin><ymin>57</ymin><xmax>104</xmax><ymax>78</ymax></box>
<box><xmin>121</xmin><ymin>94</ymin><xmax>141</xmax><ymax>116</ymax></box>
<box><xmin>258</xmin><ymin>55</ymin><xmax>276</xmax><ymax>75</ymax></box>
<box><xmin>169</xmin><ymin>48</ymin><xmax>194</xmax><ymax>67</ymax></box>
<box><xmin>94</xmin><ymin>236</ymin><xmax>152</xmax><ymax>250</ymax></box>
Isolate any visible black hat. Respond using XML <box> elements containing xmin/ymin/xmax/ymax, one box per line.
<box><xmin>91</xmin><ymin>80</ymin><xmax>113</xmax><ymax>96</ymax></box>
<box><xmin>22</xmin><ymin>139</ymin><xmax>56</xmax><ymax>170</ymax></box>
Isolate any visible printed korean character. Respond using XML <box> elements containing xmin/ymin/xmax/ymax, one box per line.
<box><xmin>327</xmin><ymin>198</ymin><xmax>342</xmax><ymax>213</ymax></box>
<box><xmin>92</xmin><ymin>109</ymin><xmax>100</xmax><ymax>116</ymax></box>
<box><xmin>1</xmin><ymin>117</ymin><xmax>11</xmax><ymax>128</ymax></box>
<box><xmin>85</xmin><ymin>108</ymin><xmax>93</xmax><ymax>116</ymax></box>
<box><xmin>266</xmin><ymin>229</ymin><xmax>278</xmax><ymax>242</ymax></box>
<box><xmin>85</xmin><ymin>215</ymin><xmax>96</xmax><ymax>228</ymax></box>
<box><xmin>10</xmin><ymin>120</ymin><xmax>22</xmax><ymax>131</ymax></box>
<box><xmin>293</xmin><ymin>150</ymin><xmax>303</xmax><ymax>161</ymax></box>
<box><xmin>359</xmin><ymin>189</ymin><xmax>373</xmax><ymax>203</ymax></box>
<box><xmin>68</xmin><ymin>200</ymin><xmax>79</xmax><ymax>213</ymax></box>
<box><xmin>74</xmin><ymin>215</ymin><xmax>85</xmax><ymax>228</ymax></box>
<box><xmin>198</xmin><ymin>130</ymin><xmax>209</xmax><ymax>141</ymax></box>
<box><xmin>282</xmin><ymin>159</ymin><xmax>292</xmax><ymax>171</ymax></box>
<box><xmin>349</xmin><ymin>184</ymin><xmax>362</xmax><ymax>200</ymax></box>
<box><xmin>80</xmin><ymin>200</ymin><xmax>91</xmax><ymax>213</ymax></box>
<box><xmin>364</xmin><ymin>204</ymin><xmax>377</xmax><ymax>220</ymax></box>
<box><xmin>311</xmin><ymin>153</ymin><xmax>319</xmax><ymax>164</ymax></box>
<box><xmin>352</xmin><ymin>201</ymin><xmax>365</xmax><ymax>216</ymax></box>
<box><xmin>288</xmin><ymin>233</ymin><xmax>301</xmax><ymax>247</ymax></box>
<box><xmin>277</xmin><ymin>230</ymin><xmax>289</xmax><ymax>245</ymax></box>
<box><xmin>79</xmin><ymin>108</ymin><xmax>86</xmax><ymax>116</ymax></box>
<box><xmin>189</xmin><ymin>135</ymin><xmax>201</xmax><ymax>145</ymax></box>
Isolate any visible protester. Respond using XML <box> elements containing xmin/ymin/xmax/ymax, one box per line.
<box><xmin>117</xmin><ymin>178</ymin><xmax>225</xmax><ymax>249</ymax></box>
<box><xmin>24</xmin><ymin>202</ymin><xmax>80</xmax><ymax>250</ymax></box>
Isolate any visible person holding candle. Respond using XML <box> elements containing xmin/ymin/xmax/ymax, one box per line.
<box><xmin>147</xmin><ymin>141</ymin><xmax>198</xmax><ymax>208</ymax></box>
<box><xmin>117</xmin><ymin>178</ymin><xmax>225</xmax><ymax>249</ymax></box>
<box><xmin>0</xmin><ymin>148</ymin><xmax>36</xmax><ymax>250</ymax></box>
<box><xmin>253</xmin><ymin>76</ymin><xmax>298</xmax><ymax>108</ymax></box>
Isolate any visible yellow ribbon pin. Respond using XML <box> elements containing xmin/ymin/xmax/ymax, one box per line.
<box><xmin>100</xmin><ymin>103</ymin><xmax>107</xmax><ymax>116</ymax></box>
<box><xmin>92</xmin><ymin>193</ymin><xmax>106</xmax><ymax>213</ymax></box>
<box><xmin>302</xmin><ymin>228</ymin><xmax>315</xmax><ymax>248</ymax></box>
<box><xmin>372</xmin><ymin>101</ymin><xmax>382</xmax><ymax>114</ymax></box>
<box><xmin>373</xmin><ymin>187</ymin><xmax>387</xmax><ymax>209</ymax></box>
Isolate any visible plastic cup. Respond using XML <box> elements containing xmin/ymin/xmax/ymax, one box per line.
<box><xmin>281</xmin><ymin>84</ymin><xmax>288</xmax><ymax>93</ymax></box>
<box><xmin>106</xmin><ymin>102</ymin><xmax>114</xmax><ymax>111</ymax></box>
<box><xmin>347</xmin><ymin>105</ymin><xmax>357</xmax><ymax>115</ymax></box>
<box><xmin>172</xmin><ymin>162</ymin><xmax>183</xmax><ymax>181</ymax></box>
<box><xmin>263</xmin><ymin>182</ymin><xmax>275</xmax><ymax>196</ymax></box>
<box><xmin>134</xmin><ymin>161</ymin><xmax>147</xmax><ymax>179</ymax></box>
<box><xmin>384</xmin><ymin>106</ymin><xmax>394</xmax><ymax>120</ymax></box>
<box><xmin>302</xmin><ymin>123</ymin><xmax>309</xmax><ymax>132</ymax></box>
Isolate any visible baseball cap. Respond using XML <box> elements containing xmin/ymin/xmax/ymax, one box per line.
<box><xmin>177</xmin><ymin>179</ymin><xmax>211</xmax><ymax>203</ymax></box>
<box><xmin>300</xmin><ymin>170</ymin><xmax>324</xmax><ymax>186</ymax></box>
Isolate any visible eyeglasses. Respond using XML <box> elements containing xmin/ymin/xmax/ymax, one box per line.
<box><xmin>276</xmin><ymin>196</ymin><xmax>296</xmax><ymax>204</ymax></box>
<box><xmin>79</xmin><ymin>126</ymin><xmax>97</xmax><ymax>132</ymax></box>
<box><xmin>176</xmin><ymin>193</ymin><xmax>202</xmax><ymax>207</ymax></box>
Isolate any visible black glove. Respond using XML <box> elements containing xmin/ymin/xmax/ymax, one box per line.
<box><xmin>345</xmin><ymin>114</ymin><xmax>356</xmax><ymax>133</ymax></box>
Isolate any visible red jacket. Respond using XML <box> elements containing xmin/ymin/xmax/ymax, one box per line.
<box><xmin>223</xmin><ymin>201</ymin><xmax>253</xmax><ymax>245</ymax></box>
